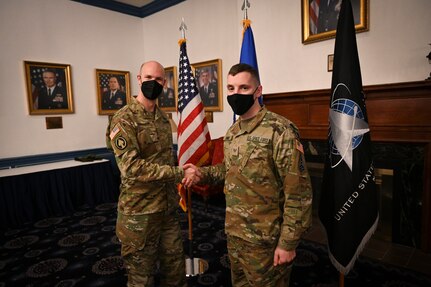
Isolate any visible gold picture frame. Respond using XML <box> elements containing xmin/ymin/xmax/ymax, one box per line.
<box><xmin>158</xmin><ymin>66</ymin><xmax>178</xmax><ymax>112</ymax></box>
<box><xmin>192</xmin><ymin>59</ymin><xmax>223</xmax><ymax>112</ymax></box>
<box><xmin>24</xmin><ymin>61</ymin><xmax>74</xmax><ymax>115</ymax></box>
<box><xmin>96</xmin><ymin>69</ymin><xmax>131</xmax><ymax>115</ymax></box>
<box><xmin>205</xmin><ymin>111</ymin><xmax>214</xmax><ymax>123</ymax></box>
<box><xmin>301</xmin><ymin>0</ymin><xmax>369</xmax><ymax>44</ymax></box>
<box><xmin>328</xmin><ymin>54</ymin><xmax>334</xmax><ymax>72</ymax></box>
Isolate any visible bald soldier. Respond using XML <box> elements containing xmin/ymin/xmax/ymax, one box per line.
<box><xmin>106</xmin><ymin>61</ymin><xmax>189</xmax><ymax>287</ymax></box>
<box><xmin>184</xmin><ymin>63</ymin><xmax>312</xmax><ymax>287</ymax></box>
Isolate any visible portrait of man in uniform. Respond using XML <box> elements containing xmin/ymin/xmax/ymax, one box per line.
<box><xmin>303</xmin><ymin>0</ymin><xmax>367</xmax><ymax>44</ymax></box>
<box><xmin>157</xmin><ymin>66</ymin><xmax>177</xmax><ymax>112</ymax></box>
<box><xmin>24</xmin><ymin>61</ymin><xmax>74</xmax><ymax>115</ymax></box>
<box><xmin>193</xmin><ymin>59</ymin><xmax>223</xmax><ymax>112</ymax></box>
<box><xmin>96</xmin><ymin>69</ymin><xmax>131</xmax><ymax>115</ymax></box>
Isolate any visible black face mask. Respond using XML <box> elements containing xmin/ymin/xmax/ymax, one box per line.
<box><xmin>227</xmin><ymin>88</ymin><xmax>258</xmax><ymax>115</ymax></box>
<box><xmin>141</xmin><ymin>80</ymin><xmax>163</xmax><ymax>100</ymax></box>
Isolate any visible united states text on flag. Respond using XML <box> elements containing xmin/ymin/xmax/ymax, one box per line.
<box><xmin>177</xmin><ymin>38</ymin><xmax>212</xmax><ymax>211</ymax></box>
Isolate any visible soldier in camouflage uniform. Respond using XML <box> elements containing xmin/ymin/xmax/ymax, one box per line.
<box><xmin>106</xmin><ymin>61</ymin><xmax>188</xmax><ymax>287</ymax></box>
<box><xmin>184</xmin><ymin>63</ymin><xmax>313</xmax><ymax>287</ymax></box>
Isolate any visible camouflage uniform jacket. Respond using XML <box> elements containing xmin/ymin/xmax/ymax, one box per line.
<box><xmin>106</xmin><ymin>97</ymin><xmax>184</xmax><ymax>216</ymax></box>
<box><xmin>202</xmin><ymin>107</ymin><xmax>312</xmax><ymax>250</ymax></box>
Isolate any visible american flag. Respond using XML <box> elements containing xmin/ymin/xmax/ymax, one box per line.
<box><xmin>310</xmin><ymin>0</ymin><xmax>320</xmax><ymax>35</ymax></box>
<box><xmin>177</xmin><ymin>39</ymin><xmax>211</xmax><ymax>167</ymax></box>
<box><xmin>99</xmin><ymin>73</ymin><xmax>111</xmax><ymax>89</ymax></box>
<box><xmin>99</xmin><ymin>73</ymin><xmax>111</xmax><ymax>94</ymax></box>
<box><xmin>177</xmin><ymin>39</ymin><xmax>212</xmax><ymax>211</ymax></box>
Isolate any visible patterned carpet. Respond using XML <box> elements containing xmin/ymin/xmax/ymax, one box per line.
<box><xmin>0</xmin><ymin>195</ymin><xmax>430</xmax><ymax>287</ymax></box>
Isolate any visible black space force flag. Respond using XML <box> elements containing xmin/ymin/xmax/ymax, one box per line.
<box><xmin>318</xmin><ymin>0</ymin><xmax>379</xmax><ymax>275</ymax></box>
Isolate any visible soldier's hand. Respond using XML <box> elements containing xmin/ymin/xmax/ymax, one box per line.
<box><xmin>273</xmin><ymin>247</ymin><xmax>296</xmax><ymax>266</ymax></box>
<box><xmin>182</xmin><ymin>164</ymin><xmax>202</xmax><ymax>187</ymax></box>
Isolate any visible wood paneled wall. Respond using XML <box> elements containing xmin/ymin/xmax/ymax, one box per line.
<box><xmin>265</xmin><ymin>80</ymin><xmax>431</xmax><ymax>252</ymax></box>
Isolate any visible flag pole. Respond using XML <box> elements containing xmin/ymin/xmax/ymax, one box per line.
<box><xmin>179</xmin><ymin>17</ymin><xmax>191</xmax><ymax>244</ymax></box>
<box><xmin>187</xmin><ymin>185</ymin><xmax>193</xmax><ymax>251</ymax></box>
<box><xmin>241</xmin><ymin>0</ymin><xmax>250</xmax><ymax>20</ymax></box>
<box><xmin>178</xmin><ymin>18</ymin><xmax>195</xmax><ymax>275</ymax></box>
<box><xmin>179</xmin><ymin>17</ymin><xmax>187</xmax><ymax>39</ymax></box>
<box><xmin>234</xmin><ymin>0</ymin><xmax>252</xmax><ymax>123</ymax></box>
<box><xmin>178</xmin><ymin>18</ymin><xmax>209</xmax><ymax>277</ymax></box>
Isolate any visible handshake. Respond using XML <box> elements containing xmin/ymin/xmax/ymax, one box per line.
<box><xmin>182</xmin><ymin>164</ymin><xmax>202</xmax><ymax>188</ymax></box>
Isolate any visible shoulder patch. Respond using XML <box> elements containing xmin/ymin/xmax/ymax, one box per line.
<box><xmin>110</xmin><ymin>124</ymin><xmax>120</xmax><ymax>140</ymax></box>
<box><xmin>115</xmin><ymin>136</ymin><xmax>128</xmax><ymax>150</ymax></box>
<box><xmin>109</xmin><ymin>122</ymin><xmax>131</xmax><ymax>156</ymax></box>
<box><xmin>295</xmin><ymin>139</ymin><xmax>304</xmax><ymax>154</ymax></box>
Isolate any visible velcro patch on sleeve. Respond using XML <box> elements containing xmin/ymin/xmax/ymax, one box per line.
<box><xmin>295</xmin><ymin>139</ymin><xmax>304</xmax><ymax>154</ymax></box>
<box><xmin>110</xmin><ymin>123</ymin><xmax>131</xmax><ymax>156</ymax></box>
<box><xmin>114</xmin><ymin>136</ymin><xmax>128</xmax><ymax>150</ymax></box>
<box><xmin>110</xmin><ymin>124</ymin><xmax>120</xmax><ymax>140</ymax></box>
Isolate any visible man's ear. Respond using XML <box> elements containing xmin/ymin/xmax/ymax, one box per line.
<box><xmin>255</xmin><ymin>85</ymin><xmax>263</xmax><ymax>99</ymax></box>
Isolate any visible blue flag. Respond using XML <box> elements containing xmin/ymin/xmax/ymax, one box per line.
<box><xmin>240</xmin><ymin>20</ymin><xmax>259</xmax><ymax>80</ymax></box>
<box><xmin>235</xmin><ymin>19</ymin><xmax>261</xmax><ymax>122</ymax></box>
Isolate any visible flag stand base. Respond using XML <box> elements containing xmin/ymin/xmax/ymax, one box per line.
<box><xmin>184</xmin><ymin>187</ymin><xmax>209</xmax><ymax>277</ymax></box>
<box><xmin>185</xmin><ymin>257</ymin><xmax>208</xmax><ymax>277</ymax></box>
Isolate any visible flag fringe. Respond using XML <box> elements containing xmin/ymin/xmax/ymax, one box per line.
<box><xmin>324</xmin><ymin>214</ymin><xmax>379</xmax><ymax>275</ymax></box>
<box><xmin>242</xmin><ymin>19</ymin><xmax>251</xmax><ymax>37</ymax></box>
<box><xmin>178</xmin><ymin>184</ymin><xmax>187</xmax><ymax>212</ymax></box>
<box><xmin>178</xmin><ymin>38</ymin><xmax>186</xmax><ymax>46</ymax></box>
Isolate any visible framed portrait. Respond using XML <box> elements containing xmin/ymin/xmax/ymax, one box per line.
<box><xmin>24</xmin><ymin>61</ymin><xmax>74</xmax><ymax>115</ymax></box>
<box><xmin>158</xmin><ymin>66</ymin><xmax>178</xmax><ymax>112</ymax></box>
<box><xmin>192</xmin><ymin>59</ymin><xmax>223</xmax><ymax>112</ymax></box>
<box><xmin>301</xmin><ymin>0</ymin><xmax>369</xmax><ymax>44</ymax></box>
<box><xmin>96</xmin><ymin>69</ymin><xmax>131</xmax><ymax>115</ymax></box>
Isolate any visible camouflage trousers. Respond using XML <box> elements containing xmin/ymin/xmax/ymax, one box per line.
<box><xmin>117</xmin><ymin>210</ymin><xmax>187</xmax><ymax>287</ymax></box>
<box><xmin>227</xmin><ymin>235</ymin><xmax>292</xmax><ymax>287</ymax></box>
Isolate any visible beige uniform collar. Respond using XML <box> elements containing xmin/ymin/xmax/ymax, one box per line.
<box><xmin>231</xmin><ymin>106</ymin><xmax>268</xmax><ymax>135</ymax></box>
<box><xmin>129</xmin><ymin>96</ymin><xmax>168</xmax><ymax>121</ymax></box>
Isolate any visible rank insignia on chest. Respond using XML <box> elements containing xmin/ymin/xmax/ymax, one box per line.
<box><xmin>232</xmin><ymin>147</ymin><xmax>239</xmax><ymax>156</ymax></box>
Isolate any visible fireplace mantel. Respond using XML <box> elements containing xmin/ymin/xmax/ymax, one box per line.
<box><xmin>265</xmin><ymin>80</ymin><xmax>431</xmax><ymax>252</ymax></box>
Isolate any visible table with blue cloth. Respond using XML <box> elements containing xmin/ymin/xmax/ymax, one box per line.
<box><xmin>0</xmin><ymin>159</ymin><xmax>118</xmax><ymax>229</ymax></box>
